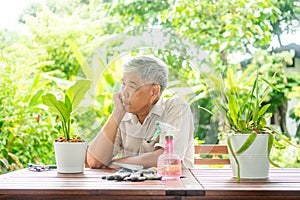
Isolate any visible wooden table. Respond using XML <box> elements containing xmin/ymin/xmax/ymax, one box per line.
<box><xmin>0</xmin><ymin>168</ymin><xmax>203</xmax><ymax>199</ymax></box>
<box><xmin>192</xmin><ymin>168</ymin><xmax>300</xmax><ymax>199</ymax></box>
<box><xmin>1</xmin><ymin>168</ymin><xmax>300</xmax><ymax>199</ymax></box>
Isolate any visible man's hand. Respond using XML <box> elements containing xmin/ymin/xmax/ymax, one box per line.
<box><xmin>112</xmin><ymin>92</ymin><xmax>126</xmax><ymax>124</ymax></box>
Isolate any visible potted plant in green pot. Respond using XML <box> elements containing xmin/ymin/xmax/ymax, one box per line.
<box><xmin>212</xmin><ymin>65</ymin><xmax>293</xmax><ymax>181</ymax></box>
<box><xmin>42</xmin><ymin>80</ymin><xmax>90</xmax><ymax>174</ymax></box>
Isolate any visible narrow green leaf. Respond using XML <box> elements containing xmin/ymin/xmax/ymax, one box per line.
<box><xmin>197</xmin><ymin>106</ymin><xmax>214</xmax><ymax>115</ymax></box>
<box><xmin>255</xmin><ymin>104</ymin><xmax>270</xmax><ymax>121</ymax></box>
<box><xmin>227</xmin><ymin>69</ymin><xmax>236</xmax><ymax>94</ymax></box>
<box><xmin>267</xmin><ymin>133</ymin><xmax>273</xmax><ymax>157</ymax></box>
<box><xmin>240</xmin><ymin>63</ymin><xmax>255</xmax><ymax>83</ymax></box>
<box><xmin>241</xmin><ymin>90</ymin><xmax>253</xmax><ymax>122</ymax></box>
<box><xmin>29</xmin><ymin>89</ymin><xmax>44</xmax><ymax>107</ymax></box>
<box><xmin>251</xmin><ymin>79</ymin><xmax>259</xmax><ymax>121</ymax></box>
<box><xmin>227</xmin><ymin>136</ymin><xmax>240</xmax><ymax>181</ymax></box>
<box><xmin>271</xmin><ymin>128</ymin><xmax>299</xmax><ymax>148</ymax></box>
<box><xmin>236</xmin><ymin>132</ymin><xmax>257</xmax><ymax>154</ymax></box>
<box><xmin>29</xmin><ymin>72</ymin><xmax>41</xmax><ymax>95</ymax></box>
<box><xmin>267</xmin><ymin>134</ymin><xmax>280</xmax><ymax>167</ymax></box>
<box><xmin>261</xmin><ymin>78</ymin><xmax>280</xmax><ymax>92</ymax></box>
<box><xmin>228</xmin><ymin>93</ymin><xmax>238</xmax><ymax>127</ymax></box>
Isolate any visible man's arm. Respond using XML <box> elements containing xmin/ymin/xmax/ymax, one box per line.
<box><xmin>86</xmin><ymin>115</ymin><xmax>119</xmax><ymax>168</ymax></box>
<box><xmin>112</xmin><ymin>147</ymin><xmax>164</xmax><ymax>168</ymax></box>
<box><xmin>87</xmin><ymin>93</ymin><xmax>125</xmax><ymax>168</ymax></box>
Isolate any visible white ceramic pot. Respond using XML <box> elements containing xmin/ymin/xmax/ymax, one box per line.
<box><xmin>228</xmin><ymin>134</ymin><xmax>270</xmax><ymax>179</ymax></box>
<box><xmin>54</xmin><ymin>142</ymin><xmax>88</xmax><ymax>174</ymax></box>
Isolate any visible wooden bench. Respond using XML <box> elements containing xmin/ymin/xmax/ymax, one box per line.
<box><xmin>194</xmin><ymin>144</ymin><xmax>230</xmax><ymax>165</ymax></box>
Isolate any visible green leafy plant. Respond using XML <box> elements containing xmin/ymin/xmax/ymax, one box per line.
<box><xmin>220</xmin><ymin>67</ymin><xmax>278</xmax><ymax>134</ymax></box>
<box><xmin>212</xmin><ymin>65</ymin><xmax>296</xmax><ymax>180</ymax></box>
<box><xmin>42</xmin><ymin>80</ymin><xmax>91</xmax><ymax>142</ymax></box>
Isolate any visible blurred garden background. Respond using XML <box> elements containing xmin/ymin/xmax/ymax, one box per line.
<box><xmin>1</xmin><ymin>0</ymin><xmax>300</xmax><ymax>174</ymax></box>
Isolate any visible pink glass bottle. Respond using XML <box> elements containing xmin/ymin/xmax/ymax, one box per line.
<box><xmin>157</xmin><ymin>135</ymin><xmax>182</xmax><ymax>180</ymax></box>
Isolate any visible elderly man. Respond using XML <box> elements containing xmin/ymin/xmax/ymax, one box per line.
<box><xmin>87</xmin><ymin>55</ymin><xmax>194</xmax><ymax>169</ymax></box>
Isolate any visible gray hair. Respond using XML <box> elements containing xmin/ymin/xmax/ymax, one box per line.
<box><xmin>122</xmin><ymin>55</ymin><xmax>168</xmax><ymax>92</ymax></box>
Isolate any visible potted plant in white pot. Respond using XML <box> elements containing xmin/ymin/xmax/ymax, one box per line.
<box><xmin>42</xmin><ymin>80</ymin><xmax>90</xmax><ymax>173</ymax></box>
<box><xmin>212</xmin><ymin>65</ymin><xmax>294</xmax><ymax>181</ymax></box>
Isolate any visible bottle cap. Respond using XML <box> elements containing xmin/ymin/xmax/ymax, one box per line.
<box><xmin>165</xmin><ymin>134</ymin><xmax>174</xmax><ymax>140</ymax></box>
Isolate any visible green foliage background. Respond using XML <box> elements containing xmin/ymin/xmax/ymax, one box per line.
<box><xmin>1</xmin><ymin>0</ymin><xmax>300</xmax><ymax>174</ymax></box>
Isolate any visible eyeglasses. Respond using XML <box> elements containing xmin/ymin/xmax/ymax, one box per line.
<box><xmin>28</xmin><ymin>163</ymin><xmax>57</xmax><ymax>172</ymax></box>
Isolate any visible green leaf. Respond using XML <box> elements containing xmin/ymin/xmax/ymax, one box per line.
<box><xmin>66</xmin><ymin>80</ymin><xmax>90</xmax><ymax>111</ymax></box>
<box><xmin>29</xmin><ymin>89</ymin><xmax>44</xmax><ymax>107</ymax></box>
<box><xmin>219</xmin><ymin>41</ymin><xmax>228</xmax><ymax>51</ymax></box>
<box><xmin>29</xmin><ymin>72</ymin><xmax>41</xmax><ymax>95</ymax></box>
<box><xmin>42</xmin><ymin>94</ymin><xmax>70</xmax><ymax>124</ymax></box>
<box><xmin>261</xmin><ymin>78</ymin><xmax>280</xmax><ymax>92</ymax></box>
<box><xmin>236</xmin><ymin>132</ymin><xmax>257</xmax><ymax>154</ymax></box>
<box><xmin>237</xmin><ymin>119</ymin><xmax>247</xmax><ymax>132</ymax></box>
<box><xmin>258</xmin><ymin>118</ymin><xmax>267</xmax><ymax>129</ymax></box>
<box><xmin>271</xmin><ymin>127</ymin><xmax>299</xmax><ymax>148</ymax></box>
<box><xmin>227</xmin><ymin>135</ymin><xmax>240</xmax><ymax>181</ymax></box>
<box><xmin>65</xmin><ymin>95</ymin><xmax>72</xmax><ymax>113</ymax></box>
<box><xmin>240</xmin><ymin>90</ymin><xmax>252</xmax><ymax>122</ymax></box>
<box><xmin>105</xmin><ymin>73</ymin><xmax>115</xmax><ymax>86</ymax></box>
<box><xmin>227</xmin><ymin>69</ymin><xmax>236</xmax><ymax>93</ymax></box>
<box><xmin>67</xmin><ymin>39</ymin><xmax>93</xmax><ymax>80</ymax></box>
<box><xmin>228</xmin><ymin>93</ymin><xmax>238</xmax><ymax>127</ymax></box>
<box><xmin>255</xmin><ymin>104</ymin><xmax>270</xmax><ymax>122</ymax></box>
<box><xmin>250</xmin><ymin>79</ymin><xmax>258</xmax><ymax>107</ymax></box>
<box><xmin>267</xmin><ymin>134</ymin><xmax>280</xmax><ymax>167</ymax></box>
<box><xmin>240</xmin><ymin>63</ymin><xmax>255</xmax><ymax>82</ymax></box>
<box><xmin>267</xmin><ymin>133</ymin><xmax>273</xmax><ymax>156</ymax></box>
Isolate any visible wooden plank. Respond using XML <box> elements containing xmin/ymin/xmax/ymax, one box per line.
<box><xmin>194</xmin><ymin>145</ymin><xmax>228</xmax><ymax>154</ymax></box>
<box><xmin>0</xmin><ymin>168</ymin><xmax>204</xmax><ymax>199</ymax></box>
<box><xmin>181</xmin><ymin>169</ymin><xmax>205</xmax><ymax>196</ymax></box>
<box><xmin>164</xmin><ymin>169</ymin><xmax>204</xmax><ymax>196</ymax></box>
<box><xmin>194</xmin><ymin>145</ymin><xmax>230</xmax><ymax>165</ymax></box>
<box><xmin>0</xmin><ymin>168</ymin><xmax>164</xmax><ymax>197</ymax></box>
<box><xmin>190</xmin><ymin>168</ymin><xmax>300</xmax><ymax>199</ymax></box>
<box><xmin>194</xmin><ymin>158</ymin><xmax>230</xmax><ymax>165</ymax></box>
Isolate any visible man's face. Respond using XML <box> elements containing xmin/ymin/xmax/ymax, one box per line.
<box><xmin>121</xmin><ymin>72</ymin><xmax>158</xmax><ymax>114</ymax></box>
